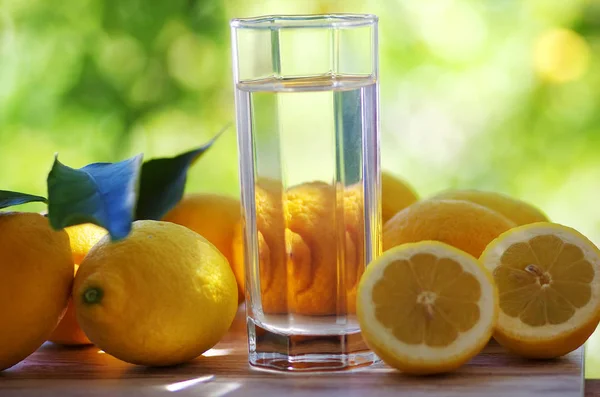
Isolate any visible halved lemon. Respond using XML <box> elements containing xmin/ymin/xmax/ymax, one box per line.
<box><xmin>480</xmin><ymin>222</ymin><xmax>600</xmax><ymax>358</ymax></box>
<box><xmin>357</xmin><ymin>241</ymin><xmax>498</xmax><ymax>375</ymax></box>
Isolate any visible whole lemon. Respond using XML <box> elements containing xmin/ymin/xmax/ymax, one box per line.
<box><xmin>381</xmin><ymin>172</ymin><xmax>419</xmax><ymax>223</ymax></box>
<box><xmin>285</xmin><ymin>181</ymin><xmax>363</xmax><ymax>315</ymax></box>
<box><xmin>162</xmin><ymin>193</ymin><xmax>242</xmax><ymax>303</ymax></box>
<box><xmin>383</xmin><ymin>199</ymin><xmax>516</xmax><ymax>258</ymax></box>
<box><xmin>231</xmin><ymin>180</ymin><xmax>364</xmax><ymax>315</ymax></box>
<box><xmin>432</xmin><ymin>189</ymin><xmax>548</xmax><ymax>226</ymax></box>
<box><xmin>232</xmin><ymin>179</ymin><xmax>287</xmax><ymax>313</ymax></box>
<box><xmin>0</xmin><ymin>212</ymin><xmax>73</xmax><ymax>371</ymax></box>
<box><xmin>73</xmin><ymin>220</ymin><xmax>238</xmax><ymax>367</ymax></box>
<box><xmin>65</xmin><ymin>223</ymin><xmax>109</xmax><ymax>264</ymax></box>
<box><xmin>49</xmin><ymin>223</ymin><xmax>107</xmax><ymax>346</ymax></box>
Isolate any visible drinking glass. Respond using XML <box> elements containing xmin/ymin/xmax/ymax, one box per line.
<box><xmin>230</xmin><ymin>14</ymin><xmax>381</xmax><ymax>372</ymax></box>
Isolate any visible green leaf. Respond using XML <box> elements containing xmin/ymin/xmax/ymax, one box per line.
<box><xmin>0</xmin><ymin>191</ymin><xmax>47</xmax><ymax>210</ymax></box>
<box><xmin>135</xmin><ymin>126</ymin><xmax>227</xmax><ymax>221</ymax></box>
<box><xmin>47</xmin><ymin>154</ymin><xmax>144</xmax><ymax>241</ymax></box>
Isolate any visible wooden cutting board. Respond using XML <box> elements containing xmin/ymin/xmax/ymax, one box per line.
<box><xmin>0</xmin><ymin>307</ymin><xmax>584</xmax><ymax>397</ymax></box>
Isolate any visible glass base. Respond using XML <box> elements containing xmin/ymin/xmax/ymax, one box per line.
<box><xmin>247</xmin><ymin>317</ymin><xmax>379</xmax><ymax>372</ymax></box>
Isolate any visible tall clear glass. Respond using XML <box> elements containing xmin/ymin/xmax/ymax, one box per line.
<box><xmin>230</xmin><ymin>14</ymin><xmax>381</xmax><ymax>372</ymax></box>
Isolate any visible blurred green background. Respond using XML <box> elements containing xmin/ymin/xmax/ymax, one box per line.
<box><xmin>2</xmin><ymin>0</ymin><xmax>600</xmax><ymax>375</ymax></box>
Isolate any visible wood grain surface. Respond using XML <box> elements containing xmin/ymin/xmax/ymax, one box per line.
<box><xmin>0</xmin><ymin>306</ymin><xmax>587</xmax><ymax>397</ymax></box>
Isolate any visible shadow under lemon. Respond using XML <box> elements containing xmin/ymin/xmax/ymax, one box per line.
<box><xmin>231</xmin><ymin>179</ymin><xmax>369</xmax><ymax>316</ymax></box>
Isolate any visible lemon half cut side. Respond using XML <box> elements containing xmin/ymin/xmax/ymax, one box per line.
<box><xmin>357</xmin><ymin>241</ymin><xmax>498</xmax><ymax>375</ymax></box>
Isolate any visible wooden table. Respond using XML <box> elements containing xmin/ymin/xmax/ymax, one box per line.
<box><xmin>0</xmin><ymin>306</ymin><xmax>593</xmax><ymax>397</ymax></box>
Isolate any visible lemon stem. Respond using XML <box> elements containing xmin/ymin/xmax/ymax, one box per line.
<box><xmin>83</xmin><ymin>287</ymin><xmax>103</xmax><ymax>304</ymax></box>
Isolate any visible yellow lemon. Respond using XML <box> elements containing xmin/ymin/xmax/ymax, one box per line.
<box><xmin>232</xmin><ymin>179</ymin><xmax>288</xmax><ymax>313</ymax></box>
<box><xmin>49</xmin><ymin>223</ymin><xmax>108</xmax><ymax>346</ymax></box>
<box><xmin>231</xmin><ymin>180</ymin><xmax>365</xmax><ymax>315</ymax></box>
<box><xmin>162</xmin><ymin>193</ymin><xmax>242</xmax><ymax>303</ymax></box>
<box><xmin>73</xmin><ymin>220</ymin><xmax>238</xmax><ymax>367</ymax></box>
<box><xmin>384</xmin><ymin>199</ymin><xmax>516</xmax><ymax>259</ymax></box>
<box><xmin>341</xmin><ymin>183</ymin><xmax>368</xmax><ymax>314</ymax></box>
<box><xmin>381</xmin><ymin>171</ymin><xmax>418</xmax><ymax>223</ymax></box>
<box><xmin>0</xmin><ymin>212</ymin><xmax>73</xmax><ymax>371</ymax></box>
<box><xmin>65</xmin><ymin>223</ymin><xmax>109</xmax><ymax>264</ymax></box>
<box><xmin>357</xmin><ymin>241</ymin><xmax>498</xmax><ymax>375</ymax></box>
<box><xmin>48</xmin><ymin>275</ymin><xmax>89</xmax><ymax>346</ymax></box>
<box><xmin>285</xmin><ymin>181</ymin><xmax>363</xmax><ymax>315</ymax></box>
<box><xmin>480</xmin><ymin>222</ymin><xmax>600</xmax><ymax>358</ymax></box>
<box><xmin>433</xmin><ymin>189</ymin><xmax>548</xmax><ymax>226</ymax></box>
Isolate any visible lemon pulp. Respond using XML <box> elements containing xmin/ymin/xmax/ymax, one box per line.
<box><xmin>373</xmin><ymin>253</ymin><xmax>481</xmax><ymax>347</ymax></box>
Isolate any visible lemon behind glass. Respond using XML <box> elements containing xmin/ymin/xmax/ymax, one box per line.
<box><xmin>73</xmin><ymin>220</ymin><xmax>238</xmax><ymax>367</ymax></box>
<box><xmin>49</xmin><ymin>223</ymin><xmax>108</xmax><ymax>346</ymax></box>
<box><xmin>432</xmin><ymin>189</ymin><xmax>548</xmax><ymax>226</ymax></box>
<box><xmin>384</xmin><ymin>199</ymin><xmax>516</xmax><ymax>259</ymax></box>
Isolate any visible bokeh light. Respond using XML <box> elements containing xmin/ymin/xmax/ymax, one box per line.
<box><xmin>534</xmin><ymin>28</ymin><xmax>590</xmax><ymax>83</ymax></box>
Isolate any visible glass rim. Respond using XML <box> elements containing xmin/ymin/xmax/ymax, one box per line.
<box><xmin>230</xmin><ymin>13</ymin><xmax>378</xmax><ymax>29</ymax></box>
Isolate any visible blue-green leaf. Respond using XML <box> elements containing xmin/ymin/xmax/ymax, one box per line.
<box><xmin>0</xmin><ymin>191</ymin><xmax>47</xmax><ymax>210</ymax></box>
<box><xmin>47</xmin><ymin>154</ymin><xmax>143</xmax><ymax>240</ymax></box>
<box><xmin>135</xmin><ymin>127</ymin><xmax>227</xmax><ymax>220</ymax></box>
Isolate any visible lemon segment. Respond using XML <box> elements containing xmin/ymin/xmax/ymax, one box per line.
<box><xmin>357</xmin><ymin>241</ymin><xmax>498</xmax><ymax>375</ymax></box>
<box><xmin>481</xmin><ymin>222</ymin><xmax>600</xmax><ymax>358</ymax></box>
